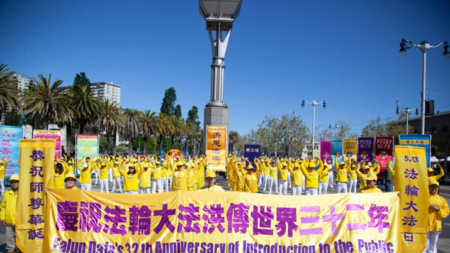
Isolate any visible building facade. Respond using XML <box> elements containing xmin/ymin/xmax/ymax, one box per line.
<box><xmin>90</xmin><ymin>82</ymin><xmax>121</xmax><ymax>104</ymax></box>
<box><xmin>0</xmin><ymin>73</ymin><xmax>34</xmax><ymax>125</ymax></box>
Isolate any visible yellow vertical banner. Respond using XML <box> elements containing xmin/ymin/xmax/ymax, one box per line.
<box><xmin>16</xmin><ymin>140</ymin><xmax>55</xmax><ymax>253</ymax></box>
<box><xmin>394</xmin><ymin>145</ymin><xmax>429</xmax><ymax>253</ymax></box>
<box><xmin>206</xmin><ymin>150</ymin><xmax>227</xmax><ymax>172</ymax></box>
<box><xmin>343</xmin><ymin>138</ymin><xmax>357</xmax><ymax>161</ymax></box>
<box><xmin>206</xmin><ymin>126</ymin><xmax>227</xmax><ymax>150</ymax></box>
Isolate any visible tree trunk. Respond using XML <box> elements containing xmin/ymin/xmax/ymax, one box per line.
<box><xmin>159</xmin><ymin>135</ymin><xmax>163</xmax><ymax>151</ymax></box>
<box><xmin>66</xmin><ymin>123</ymin><xmax>72</xmax><ymax>157</ymax></box>
<box><xmin>33</xmin><ymin>115</ymin><xmax>37</xmax><ymax>129</ymax></box>
<box><xmin>106</xmin><ymin>127</ymin><xmax>111</xmax><ymax>155</ymax></box>
<box><xmin>80</xmin><ymin>119</ymin><xmax>86</xmax><ymax>134</ymax></box>
<box><xmin>128</xmin><ymin>135</ymin><xmax>133</xmax><ymax>155</ymax></box>
<box><xmin>143</xmin><ymin>136</ymin><xmax>148</xmax><ymax>155</ymax></box>
<box><xmin>113</xmin><ymin>128</ymin><xmax>117</xmax><ymax>156</ymax></box>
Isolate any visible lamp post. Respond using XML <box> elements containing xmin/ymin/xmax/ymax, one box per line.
<box><xmin>302</xmin><ymin>99</ymin><xmax>326</xmax><ymax>155</ymax></box>
<box><xmin>399</xmin><ymin>39</ymin><xmax>450</xmax><ymax>134</ymax></box>
<box><xmin>199</xmin><ymin>0</ymin><xmax>242</xmax><ymax>153</ymax></box>
<box><xmin>396</xmin><ymin>106</ymin><xmax>419</xmax><ymax>134</ymax></box>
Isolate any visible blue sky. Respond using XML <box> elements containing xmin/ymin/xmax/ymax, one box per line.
<box><xmin>1</xmin><ymin>0</ymin><xmax>449</xmax><ymax>136</ymax></box>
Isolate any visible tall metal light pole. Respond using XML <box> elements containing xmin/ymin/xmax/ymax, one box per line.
<box><xmin>399</xmin><ymin>39</ymin><xmax>450</xmax><ymax>134</ymax></box>
<box><xmin>302</xmin><ymin>100</ymin><xmax>326</xmax><ymax>155</ymax></box>
<box><xmin>329</xmin><ymin>124</ymin><xmax>341</xmax><ymax>139</ymax></box>
<box><xmin>396</xmin><ymin>106</ymin><xmax>418</xmax><ymax>134</ymax></box>
<box><xmin>199</xmin><ymin>0</ymin><xmax>242</xmax><ymax>153</ymax></box>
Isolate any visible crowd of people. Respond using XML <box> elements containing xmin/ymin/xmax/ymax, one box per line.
<box><xmin>0</xmin><ymin>152</ymin><xmax>448</xmax><ymax>252</ymax></box>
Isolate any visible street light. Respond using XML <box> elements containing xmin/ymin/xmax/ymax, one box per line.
<box><xmin>302</xmin><ymin>99</ymin><xmax>326</xmax><ymax>154</ymax></box>
<box><xmin>399</xmin><ymin>39</ymin><xmax>449</xmax><ymax>134</ymax></box>
<box><xmin>396</xmin><ymin>106</ymin><xmax>419</xmax><ymax>134</ymax></box>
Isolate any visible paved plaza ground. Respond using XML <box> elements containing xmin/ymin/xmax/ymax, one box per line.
<box><xmin>1</xmin><ymin>176</ymin><xmax>449</xmax><ymax>252</ymax></box>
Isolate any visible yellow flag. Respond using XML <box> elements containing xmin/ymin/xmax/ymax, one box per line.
<box><xmin>394</xmin><ymin>145</ymin><xmax>429</xmax><ymax>252</ymax></box>
<box><xmin>206</xmin><ymin>126</ymin><xmax>227</xmax><ymax>150</ymax></box>
<box><xmin>206</xmin><ymin>150</ymin><xmax>227</xmax><ymax>172</ymax></box>
<box><xmin>16</xmin><ymin>140</ymin><xmax>55</xmax><ymax>253</ymax></box>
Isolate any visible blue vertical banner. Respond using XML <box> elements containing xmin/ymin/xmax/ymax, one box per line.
<box><xmin>331</xmin><ymin>140</ymin><xmax>343</xmax><ymax>169</ymax></box>
<box><xmin>160</xmin><ymin>148</ymin><xmax>165</xmax><ymax>158</ymax></box>
<box><xmin>399</xmin><ymin>134</ymin><xmax>432</xmax><ymax>167</ymax></box>
<box><xmin>0</xmin><ymin>125</ymin><xmax>23</xmax><ymax>179</ymax></box>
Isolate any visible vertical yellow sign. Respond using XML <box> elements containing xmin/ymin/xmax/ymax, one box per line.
<box><xmin>206</xmin><ymin>126</ymin><xmax>227</xmax><ymax>151</ymax></box>
<box><xmin>343</xmin><ymin>138</ymin><xmax>357</xmax><ymax>161</ymax></box>
<box><xmin>394</xmin><ymin>145</ymin><xmax>429</xmax><ymax>252</ymax></box>
<box><xmin>16</xmin><ymin>140</ymin><xmax>55</xmax><ymax>253</ymax></box>
<box><xmin>206</xmin><ymin>150</ymin><xmax>227</xmax><ymax>172</ymax></box>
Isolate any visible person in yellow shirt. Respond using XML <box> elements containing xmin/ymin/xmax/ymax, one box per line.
<box><xmin>0</xmin><ymin>174</ymin><xmax>19</xmax><ymax>252</ymax></box>
<box><xmin>244</xmin><ymin>162</ymin><xmax>261</xmax><ymax>193</ymax></box>
<box><xmin>150</xmin><ymin>160</ymin><xmax>162</xmax><ymax>193</ymax></box>
<box><xmin>260</xmin><ymin>158</ymin><xmax>271</xmax><ymax>190</ymax></box>
<box><xmin>93</xmin><ymin>158</ymin><xmax>101</xmax><ymax>185</ymax></box>
<box><xmin>171</xmin><ymin>161</ymin><xmax>188</xmax><ymax>191</ymax></box>
<box><xmin>267</xmin><ymin>160</ymin><xmax>279</xmax><ymax>195</ymax></box>
<box><xmin>277</xmin><ymin>158</ymin><xmax>290</xmax><ymax>195</ymax></box>
<box><xmin>139</xmin><ymin>161</ymin><xmax>152</xmax><ymax>194</ymax></box>
<box><xmin>301</xmin><ymin>157</ymin><xmax>324</xmax><ymax>195</ymax></box>
<box><xmin>98</xmin><ymin>161</ymin><xmax>112</xmax><ymax>193</ymax></box>
<box><xmin>428</xmin><ymin>163</ymin><xmax>445</xmax><ymax>183</ymax></box>
<box><xmin>111</xmin><ymin>160</ymin><xmax>123</xmax><ymax>193</ymax></box>
<box><xmin>359</xmin><ymin>174</ymin><xmax>382</xmax><ymax>193</ymax></box>
<box><xmin>319</xmin><ymin>163</ymin><xmax>332</xmax><ymax>195</ymax></box>
<box><xmin>160</xmin><ymin>159</ymin><xmax>170</xmax><ymax>192</ymax></box>
<box><xmin>347</xmin><ymin>163</ymin><xmax>358</xmax><ymax>193</ymax></box>
<box><xmin>77</xmin><ymin>157</ymin><xmax>94</xmax><ymax>190</ymax></box>
<box><xmin>119</xmin><ymin>164</ymin><xmax>144</xmax><ymax>194</ymax></box>
<box><xmin>425</xmin><ymin>180</ymin><xmax>449</xmax><ymax>253</ymax></box>
<box><xmin>165</xmin><ymin>160</ymin><xmax>173</xmax><ymax>191</ymax></box>
<box><xmin>53</xmin><ymin>163</ymin><xmax>69</xmax><ymax>189</ymax></box>
<box><xmin>334</xmin><ymin>160</ymin><xmax>348</xmax><ymax>193</ymax></box>
<box><xmin>289</xmin><ymin>161</ymin><xmax>303</xmax><ymax>195</ymax></box>
<box><xmin>234</xmin><ymin>160</ymin><xmax>246</xmax><ymax>192</ymax></box>
<box><xmin>198</xmin><ymin>171</ymin><xmax>225</xmax><ymax>192</ymax></box>
<box><xmin>0</xmin><ymin>159</ymin><xmax>8</xmax><ymax>196</ymax></box>
<box><xmin>197</xmin><ymin>158</ymin><xmax>206</xmax><ymax>189</ymax></box>
<box><xmin>64</xmin><ymin>173</ymin><xmax>78</xmax><ymax>189</ymax></box>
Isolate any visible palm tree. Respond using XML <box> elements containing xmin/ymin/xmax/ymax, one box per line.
<box><xmin>229</xmin><ymin>131</ymin><xmax>240</xmax><ymax>153</ymax></box>
<box><xmin>0</xmin><ymin>64</ymin><xmax>21</xmax><ymax>122</ymax></box>
<box><xmin>168</xmin><ymin>115</ymin><xmax>187</xmax><ymax>150</ymax></box>
<box><xmin>96</xmin><ymin>99</ymin><xmax>124</xmax><ymax>154</ymax></box>
<box><xmin>139</xmin><ymin>110</ymin><xmax>158</xmax><ymax>155</ymax></box>
<box><xmin>155</xmin><ymin>113</ymin><xmax>172</xmax><ymax>151</ymax></box>
<box><xmin>123</xmin><ymin>109</ymin><xmax>140</xmax><ymax>155</ymax></box>
<box><xmin>23</xmin><ymin>74</ymin><xmax>72</xmax><ymax>129</ymax></box>
<box><xmin>71</xmin><ymin>82</ymin><xmax>102</xmax><ymax>133</ymax></box>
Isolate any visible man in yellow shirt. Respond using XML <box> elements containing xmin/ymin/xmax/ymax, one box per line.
<box><xmin>172</xmin><ymin>161</ymin><xmax>188</xmax><ymax>191</ymax></box>
<box><xmin>139</xmin><ymin>161</ymin><xmax>152</xmax><ymax>194</ymax></box>
<box><xmin>150</xmin><ymin>160</ymin><xmax>162</xmax><ymax>193</ymax></box>
<box><xmin>0</xmin><ymin>174</ymin><xmax>19</xmax><ymax>253</ymax></box>
<box><xmin>78</xmin><ymin>157</ymin><xmax>94</xmax><ymax>190</ymax></box>
<box><xmin>111</xmin><ymin>161</ymin><xmax>123</xmax><ymax>193</ymax></box>
<box><xmin>98</xmin><ymin>161</ymin><xmax>111</xmax><ymax>193</ymax></box>
<box><xmin>289</xmin><ymin>161</ymin><xmax>303</xmax><ymax>195</ymax></box>
<box><xmin>199</xmin><ymin>171</ymin><xmax>224</xmax><ymax>192</ymax></box>
<box><xmin>347</xmin><ymin>163</ymin><xmax>358</xmax><ymax>193</ymax></box>
<box><xmin>301</xmin><ymin>157</ymin><xmax>324</xmax><ymax>195</ymax></box>
<box><xmin>277</xmin><ymin>159</ymin><xmax>290</xmax><ymax>195</ymax></box>
<box><xmin>334</xmin><ymin>161</ymin><xmax>348</xmax><ymax>193</ymax></box>
<box><xmin>359</xmin><ymin>175</ymin><xmax>382</xmax><ymax>193</ymax></box>
<box><xmin>319</xmin><ymin>163</ymin><xmax>332</xmax><ymax>195</ymax></box>
<box><xmin>0</xmin><ymin>159</ymin><xmax>8</xmax><ymax>196</ymax></box>
<box><xmin>267</xmin><ymin>160</ymin><xmax>279</xmax><ymax>195</ymax></box>
<box><xmin>428</xmin><ymin>163</ymin><xmax>445</xmax><ymax>183</ymax></box>
<box><xmin>244</xmin><ymin>163</ymin><xmax>260</xmax><ymax>193</ymax></box>
<box><xmin>425</xmin><ymin>180</ymin><xmax>449</xmax><ymax>253</ymax></box>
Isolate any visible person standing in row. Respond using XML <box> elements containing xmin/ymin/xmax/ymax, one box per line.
<box><xmin>0</xmin><ymin>174</ymin><xmax>19</xmax><ymax>253</ymax></box>
<box><xmin>334</xmin><ymin>161</ymin><xmax>348</xmax><ymax>194</ymax></box>
<box><xmin>425</xmin><ymin>180</ymin><xmax>449</xmax><ymax>253</ymax></box>
<box><xmin>78</xmin><ymin>157</ymin><xmax>94</xmax><ymax>190</ymax></box>
<box><xmin>301</xmin><ymin>157</ymin><xmax>324</xmax><ymax>195</ymax></box>
<box><xmin>290</xmin><ymin>161</ymin><xmax>303</xmax><ymax>195</ymax></box>
<box><xmin>318</xmin><ymin>163</ymin><xmax>332</xmax><ymax>195</ymax></box>
<box><xmin>0</xmin><ymin>159</ymin><xmax>8</xmax><ymax>196</ymax></box>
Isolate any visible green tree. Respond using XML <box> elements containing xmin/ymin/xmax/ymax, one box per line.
<box><xmin>174</xmin><ymin>104</ymin><xmax>182</xmax><ymax>119</ymax></box>
<box><xmin>0</xmin><ymin>64</ymin><xmax>21</xmax><ymax>122</ymax></box>
<box><xmin>3</xmin><ymin>110</ymin><xmax>20</xmax><ymax>126</ymax></box>
<box><xmin>96</xmin><ymin>99</ymin><xmax>124</xmax><ymax>155</ymax></box>
<box><xmin>228</xmin><ymin>130</ymin><xmax>240</xmax><ymax>153</ymax></box>
<box><xmin>139</xmin><ymin>110</ymin><xmax>158</xmax><ymax>155</ymax></box>
<box><xmin>187</xmin><ymin>106</ymin><xmax>200</xmax><ymax>127</ymax></box>
<box><xmin>160</xmin><ymin>87</ymin><xmax>177</xmax><ymax>115</ymax></box>
<box><xmin>23</xmin><ymin>74</ymin><xmax>72</xmax><ymax>129</ymax></box>
<box><xmin>123</xmin><ymin>109</ymin><xmax>141</xmax><ymax>155</ymax></box>
<box><xmin>71</xmin><ymin>73</ymin><xmax>102</xmax><ymax>133</ymax></box>
<box><xmin>361</xmin><ymin>116</ymin><xmax>386</xmax><ymax>137</ymax></box>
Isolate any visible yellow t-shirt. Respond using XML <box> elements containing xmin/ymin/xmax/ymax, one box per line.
<box><xmin>336</xmin><ymin>168</ymin><xmax>348</xmax><ymax>183</ymax></box>
<box><xmin>428</xmin><ymin>194</ymin><xmax>450</xmax><ymax>232</ymax></box>
<box><xmin>290</xmin><ymin>169</ymin><xmax>303</xmax><ymax>186</ymax></box>
<box><xmin>120</xmin><ymin>170</ymin><xmax>143</xmax><ymax>191</ymax></box>
<box><xmin>139</xmin><ymin>169</ymin><xmax>152</xmax><ymax>188</ymax></box>
<box><xmin>359</xmin><ymin>187</ymin><xmax>382</xmax><ymax>193</ymax></box>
